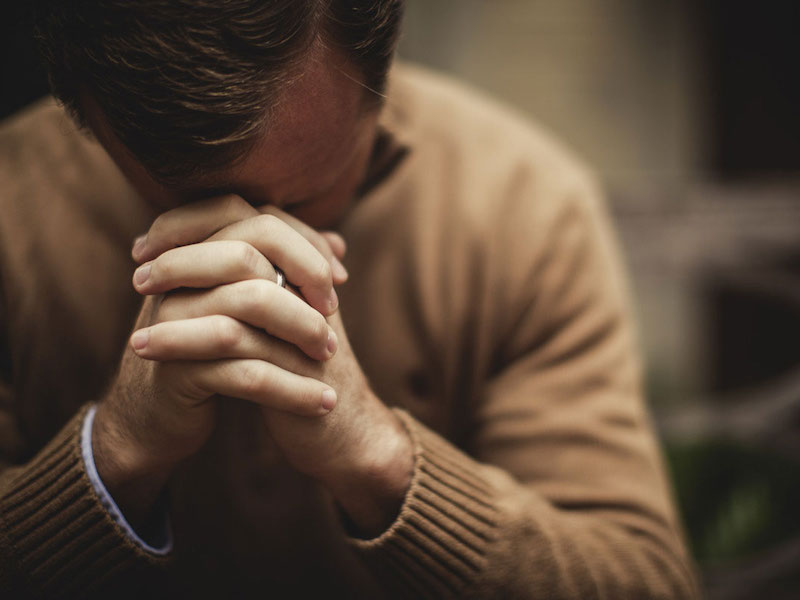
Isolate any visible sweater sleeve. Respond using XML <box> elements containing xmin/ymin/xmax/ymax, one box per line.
<box><xmin>349</xmin><ymin>174</ymin><xmax>701</xmax><ymax>598</ymax></box>
<box><xmin>0</xmin><ymin>399</ymin><xmax>170</xmax><ymax>597</ymax></box>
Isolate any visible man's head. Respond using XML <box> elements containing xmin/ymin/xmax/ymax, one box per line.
<box><xmin>33</xmin><ymin>0</ymin><xmax>404</xmax><ymax>224</ymax></box>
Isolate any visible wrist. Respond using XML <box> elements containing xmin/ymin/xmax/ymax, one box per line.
<box><xmin>325</xmin><ymin>408</ymin><xmax>415</xmax><ymax>537</ymax></box>
<box><xmin>92</xmin><ymin>403</ymin><xmax>174</xmax><ymax>529</ymax></box>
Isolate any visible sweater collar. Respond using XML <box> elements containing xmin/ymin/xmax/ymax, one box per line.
<box><xmin>355</xmin><ymin>64</ymin><xmax>413</xmax><ymax>200</ymax></box>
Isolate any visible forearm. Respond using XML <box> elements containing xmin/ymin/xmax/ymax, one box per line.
<box><xmin>349</xmin><ymin>411</ymin><xmax>700</xmax><ymax>599</ymax></box>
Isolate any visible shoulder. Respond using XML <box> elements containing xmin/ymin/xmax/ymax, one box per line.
<box><xmin>379</xmin><ymin>62</ymin><xmax>609</xmax><ymax>278</ymax></box>
<box><xmin>0</xmin><ymin>98</ymin><xmax>104</xmax><ymax>214</ymax></box>
<box><xmin>0</xmin><ymin>97</ymin><xmax>140</xmax><ymax>205</ymax></box>
<box><xmin>0</xmin><ymin>98</ymin><xmax>148</xmax><ymax>249</ymax></box>
<box><xmin>383</xmin><ymin>62</ymin><xmax>603</xmax><ymax>237</ymax></box>
<box><xmin>383</xmin><ymin>65</ymin><xmax>635</xmax><ymax>369</ymax></box>
<box><xmin>0</xmin><ymin>98</ymin><xmax>92</xmax><ymax>189</ymax></box>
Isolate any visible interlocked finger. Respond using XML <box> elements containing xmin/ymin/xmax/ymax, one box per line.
<box><xmin>133</xmin><ymin>240</ymin><xmax>277</xmax><ymax>295</ymax></box>
<box><xmin>156</xmin><ymin>280</ymin><xmax>337</xmax><ymax>361</ymax></box>
<box><xmin>131</xmin><ymin>314</ymin><xmax>322</xmax><ymax>378</ymax></box>
<box><xmin>258</xmin><ymin>205</ymin><xmax>348</xmax><ymax>280</ymax></box>
<box><xmin>205</xmin><ymin>214</ymin><xmax>337</xmax><ymax>315</ymax></box>
<box><xmin>166</xmin><ymin>358</ymin><xmax>337</xmax><ymax>417</ymax></box>
<box><xmin>132</xmin><ymin>195</ymin><xmax>348</xmax><ymax>285</ymax></box>
<box><xmin>133</xmin><ymin>195</ymin><xmax>259</xmax><ymax>262</ymax></box>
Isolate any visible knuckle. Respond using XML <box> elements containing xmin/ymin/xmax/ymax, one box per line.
<box><xmin>255</xmin><ymin>213</ymin><xmax>282</xmax><ymax>231</ymax></box>
<box><xmin>235</xmin><ymin>242</ymin><xmax>264</xmax><ymax>276</ymax></box>
<box><xmin>238</xmin><ymin>362</ymin><xmax>266</xmax><ymax>397</ymax></box>
<box><xmin>220</xmin><ymin>194</ymin><xmax>254</xmax><ymax>224</ymax></box>
<box><xmin>252</xmin><ymin>277</ymin><xmax>274</xmax><ymax>304</ymax></box>
<box><xmin>222</xmin><ymin>193</ymin><xmax>247</xmax><ymax>213</ymax></box>
<box><xmin>211</xmin><ymin>315</ymin><xmax>242</xmax><ymax>351</ymax></box>
<box><xmin>308</xmin><ymin>232</ymin><xmax>333</xmax><ymax>260</ymax></box>
<box><xmin>251</xmin><ymin>213</ymin><xmax>283</xmax><ymax>239</ymax></box>
<box><xmin>238</xmin><ymin>279</ymin><xmax>271</xmax><ymax>313</ymax></box>
<box><xmin>150</xmin><ymin>213</ymin><xmax>179</xmax><ymax>248</ymax></box>
<box><xmin>309</xmin><ymin>314</ymin><xmax>330</xmax><ymax>348</ymax></box>
<box><xmin>309</xmin><ymin>258</ymin><xmax>332</xmax><ymax>287</ymax></box>
<box><xmin>149</xmin><ymin>213</ymin><xmax>168</xmax><ymax>238</ymax></box>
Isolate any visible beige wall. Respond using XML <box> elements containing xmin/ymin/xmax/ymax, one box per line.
<box><xmin>398</xmin><ymin>0</ymin><xmax>702</xmax><ymax>195</ymax></box>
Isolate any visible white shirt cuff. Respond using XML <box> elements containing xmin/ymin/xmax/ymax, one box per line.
<box><xmin>81</xmin><ymin>404</ymin><xmax>173</xmax><ymax>555</ymax></box>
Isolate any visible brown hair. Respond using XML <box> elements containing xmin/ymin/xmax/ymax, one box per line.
<box><xmin>33</xmin><ymin>0</ymin><xmax>404</xmax><ymax>183</ymax></box>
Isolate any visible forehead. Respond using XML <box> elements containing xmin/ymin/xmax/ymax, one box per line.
<box><xmin>85</xmin><ymin>41</ymin><xmax>372</xmax><ymax>208</ymax></box>
<box><xmin>229</xmin><ymin>44</ymin><xmax>369</xmax><ymax>201</ymax></box>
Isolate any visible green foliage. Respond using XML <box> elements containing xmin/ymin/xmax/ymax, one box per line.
<box><xmin>666</xmin><ymin>439</ymin><xmax>800</xmax><ymax>565</ymax></box>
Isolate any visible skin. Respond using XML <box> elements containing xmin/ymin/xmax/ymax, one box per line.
<box><xmin>88</xmin><ymin>41</ymin><xmax>414</xmax><ymax>537</ymax></box>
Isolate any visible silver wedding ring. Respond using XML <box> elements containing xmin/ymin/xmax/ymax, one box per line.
<box><xmin>274</xmin><ymin>267</ymin><xmax>286</xmax><ymax>289</ymax></box>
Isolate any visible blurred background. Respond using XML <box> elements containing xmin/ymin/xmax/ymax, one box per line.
<box><xmin>2</xmin><ymin>1</ymin><xmax>799</xmax><ymax>597</ymax></box>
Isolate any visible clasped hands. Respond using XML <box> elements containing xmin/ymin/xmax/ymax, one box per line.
<box><xmin>93</xmin><ymin>195</ymin><xmax>413</xmax><ymax>537</ymax></box>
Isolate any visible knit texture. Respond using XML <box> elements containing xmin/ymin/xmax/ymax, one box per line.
<box><xmin>0</xmin><ymin>406</ymin><xmax>168</xmax><ymax>597</ymax></box>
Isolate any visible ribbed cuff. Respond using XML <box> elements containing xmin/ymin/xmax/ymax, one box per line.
<box><xmin>350</xmin><ymin>409</ymin><xmax>500</xmax><ymax>599</ymax></box>
<box><xmin>0</xmin><ymin>405</ymin><xmax>168</xmax><ymax>597</ymax></box>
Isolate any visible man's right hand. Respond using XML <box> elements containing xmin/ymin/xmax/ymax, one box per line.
<box><xmin>91</xmin><ymin>196</ymin><xmax>345</xmax><ymax>528</ymax></box>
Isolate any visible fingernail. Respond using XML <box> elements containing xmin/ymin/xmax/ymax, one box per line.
<box><xmin>328</xmin><ymin>287</ymin><xmax>339</xmax><ymax>312</ymax></box>
<box><xmin>327</xmin><ymin>329</ymin><xmax>338</xmax><ymax>356</ymax></box>
<box><xmin>132</xmin><ymin>234</ymin><xmax>147</xmax><ymax>259</ymax></box>
<box><xmin>134</xmin><ymin>263</ymin><xmax>151</xmax><ymax>287</ymax></box>
<box><xmin>321</xmin><ymin>389</ymin><xmax>337</xmax><ymax>412</ymax></box>
<box><xmin>331</xmin><ymin>256</ymin><xmax>349</xmax><ymax>282</ymax></box>
<box><xmin>131</xmin><ymin>329</ymin><xmax>149</xmax><ymax>350</ymax></box>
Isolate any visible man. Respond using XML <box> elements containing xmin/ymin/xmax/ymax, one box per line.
<box><xmin>0</xmin><ymin>0</ymin><xmax>698</xmax><ymax>597</ymax></box>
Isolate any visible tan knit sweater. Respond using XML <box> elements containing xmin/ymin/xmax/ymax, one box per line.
<box><xmin>0</xmin><ymin>63</ymin><xmax>699</xmax><ymax>598</ymax></box>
